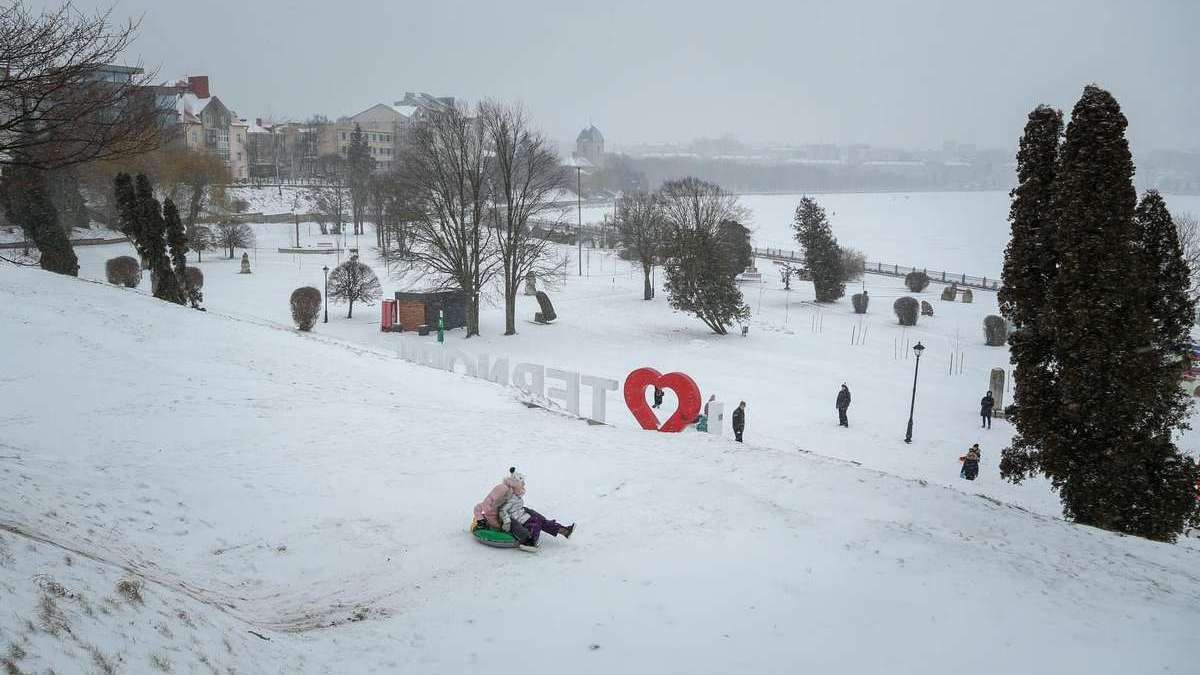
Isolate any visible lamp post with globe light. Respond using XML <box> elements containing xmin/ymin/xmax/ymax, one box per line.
<box><xmin>904</xmin><ymin>342</ymin><xmax>925</xmax><ymax>443</ymax></box>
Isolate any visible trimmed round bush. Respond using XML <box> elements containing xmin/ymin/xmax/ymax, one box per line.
<box><xmin>984</xmin><ymin>315</ymin><xmax>1007</xmax><ymax>346</ymax></box>
<box><xmin>851</xmin><ymin>292</ymin><xmax>869</xmax><ymax>314</ymax></box>
<box><xmin>920</xmin><ymin>300</ymin><xmax>934</xmax><ymax>316</ymax></box>
<box><xmin>940</xmin><ymin>284</ymin><xmax>957</xmax><ymax>301</ymax></box>
<box><xmin>105</xmin><ymin>256</ymin><xmax>141</xmax><ymax>288</ymax></box>
<box><xmin>290</xmin><ymin>286</ymin><xmax>322</xmax><ymax>331</ymax></box>
<box><xmin>904</xmin><ymin>271</ymin><xmax>930</xmax><ymax>293</ymax></box>
<box><xmin>893</xmin><ymin>296</ymin><xmax>919</xmax><ymax>326</ymax></box>
<box><xmin>184</xmin><ymin>266</ymin><xmax>204</xmax><ymax>290</ymax></box>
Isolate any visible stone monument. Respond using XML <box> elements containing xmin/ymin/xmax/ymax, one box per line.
<box><xmin>989</xmin><ymin>368</ymin><xmax>1006</xmax><ymax>419</ymax></box>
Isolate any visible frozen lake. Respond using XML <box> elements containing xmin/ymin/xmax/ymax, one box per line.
<box><xmin>579</xmin><ymin>190</ymin><xmax>1200</xmax><ymax>279</ymax></box>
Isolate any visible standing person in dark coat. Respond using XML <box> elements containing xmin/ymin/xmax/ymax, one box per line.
<box><xmin>652</xmin><ymin>386</ymin><xmax>664</xmax><ymax>409</ymax></box>
<box><xmin>732</xmin><ymin>401</ymin><xmax>746</xmax><ymax>442</ymax></box>
<box><xmin>836</xmin><ymin>384</ymin><xmax>851</xmax><ymax>427</ymax></box>
<box><xmin>980</xmin><ymin>391</ymin><xmax>995</xmax><ymax>429</ymax></box>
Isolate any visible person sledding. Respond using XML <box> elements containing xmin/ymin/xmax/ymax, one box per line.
<box><xmin>473</xmin><ymin>468</ymin><xmax>574</xmax><ymax>551</ymax></box>
<box><xmin>472</xmin><ymin>468</ymin><xmax>523</xmax><ymax>531</ymax></box>
<box><xmin>959</xmin><ymin>444</ymin><xmax>981</xmax><ymax>481</ymax></box>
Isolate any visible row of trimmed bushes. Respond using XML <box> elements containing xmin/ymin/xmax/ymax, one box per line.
<box><xmin>106</xmin><ymin>255</ymin><xmax>203</xmax><ymax>292</ymax></box>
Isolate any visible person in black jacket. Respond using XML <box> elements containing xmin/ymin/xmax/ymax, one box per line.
<box><xmin>732</xmin><ymin>401</ymin><xmax>746</xmax><ymax>442</ymax></box>
<box><xmin>980</xmin><ymin>391</ymin><xmax>994</xmax><ymax>429</ymax></box>
<box><xmin>652</xmin><ymin>386</ymin><xmax>664</xmax><ymax>409</ymax></box>
<box><xmin>836</xmin><ymin>384</ymin><xmax>851</xmax><ymax>427</ymax></box>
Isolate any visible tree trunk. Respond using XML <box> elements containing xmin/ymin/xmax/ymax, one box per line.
<box><xmin>466</xmin><ymin>294</ymin><xmax>480</xmax><ymax>337</ymax></box>
<box><xmin>3</xmin><ymin>168</ymin><xmax>79</xmax><ymax>276</ymax></box>
<box><xmin>642</xmin><ymin>263</ymin><xmax>653</xmax><ymax>300</ymax></box>
<box><xmin>504</xmin><ymin>286</ymin><xmax>517</xmax><ymax>335</ymax></box>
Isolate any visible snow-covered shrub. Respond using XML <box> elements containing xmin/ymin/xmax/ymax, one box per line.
<box><xmin>905</xmin><ymin>271</ymin><xmax>930</xmax><ymax>292</ymax></box>
<box><xmin>893</xmin><ymin>296</ymin><xmax>919</xmax><ymax>326</ymax></box>
<box><xmin>921</xmin><ymin>300</ymin><xmax>934</xmax><ymax>316</ymax></box>
<box><xmin>984</xmin><ymin>315</ymin><xmax>1007</xmax><ymax>346</ymax></box>
<box><xmin>105</xmin><ymin>256</ymin><xmax>141</xmax><ymax>287</ymax></box>
<box><xmin>851</xmin><ymin>292</ymin><xmax>868</xmax><ymax>314</ymax></box>
<box><xmin>290</xmin><ymin>287</ymin><xmax>322</xmax><ymax>331</ymax></box>
<box><xmin>940</xmin><ymin>284</ymin><xmax>956</xmax><ymax>301</ymax></box>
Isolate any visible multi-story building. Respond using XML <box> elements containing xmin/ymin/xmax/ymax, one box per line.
<box><xmin>318</xmin><ymin>92</ymin><xmax>455</xmax><ymax>174</ymax></box>
<box><xmin>156</xmin><ymin>76</ymin><xmax>249</xmax><ymax>180</ymax></box>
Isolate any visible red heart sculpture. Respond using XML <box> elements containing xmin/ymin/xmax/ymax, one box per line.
<box><xmin>624</xmin><ymin>367</ymin><xmax>702</xmax><ymax>433</ymax></box>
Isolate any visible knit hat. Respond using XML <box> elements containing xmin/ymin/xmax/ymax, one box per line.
<box><xmin>504</xmin><ymin>467</ymin><xmax>526</xmax><ymax>496</ymax></box>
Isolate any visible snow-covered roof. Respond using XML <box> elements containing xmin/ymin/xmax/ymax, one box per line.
<box><xmin>175</xmin><ymin>93</ymin><xmax>213</xmax><ymax>124</ymax></box>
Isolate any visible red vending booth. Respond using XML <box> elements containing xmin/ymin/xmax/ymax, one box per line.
<box><xmin>380</xmin><ymin>299</ymin><xmax>397</xmax><ymax>332</ymax></box>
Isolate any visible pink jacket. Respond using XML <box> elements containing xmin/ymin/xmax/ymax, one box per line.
<box><xmin>473</xmin><ymin>473</ymin><xmax>527</xmax><ymax>528</ymax></box>
<box><xmin>473</xmin><ymin>483</ymin><xmax>510</xmax><ymax>528</ymax></box>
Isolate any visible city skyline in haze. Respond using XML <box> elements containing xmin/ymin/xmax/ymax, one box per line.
<box><xmin>60</xmin><ymin>0</ymin><xmax>1200</xmax><ymax>155</ymax></box>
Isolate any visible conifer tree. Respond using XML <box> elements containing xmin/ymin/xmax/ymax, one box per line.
<box><xmin>164</xmin><ymin>198</ymin><xmax>198</xmax><ymax>307</ymax></box>
<box><xmin>134</xmin><ymin>174</ymin><xmax>182</xmax><ymax>303</ymax></box>
<box><xmin>346</xmin><ymin>124</ymin><xmax>375</xmax><ymax>236</ymax></box>
<box><xmin>1003</xmin><ymin>85</ymin><xmax>1198</xmax><ymax>540</ymax></box>
<box><xmin>999</xmin><ymin>105</ymin><xmax>1063</xmax><ymax>482</ymax></box>
<box><xmin>792</xmin><ymin>197</ymin><xmax>844</xmax><ymax>302</ymax></box>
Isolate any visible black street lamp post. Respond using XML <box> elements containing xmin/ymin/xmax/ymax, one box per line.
<box><xmin>904</xmin><ymin>341</ymin><xmax>925</xmax><ymax>444</ymax></box>
<box><xmin>322</xmin><ymin>265</ymin><xmax>329</xmax><ymax>324</ymax></box>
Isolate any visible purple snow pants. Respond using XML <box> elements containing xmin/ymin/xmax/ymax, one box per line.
<box><xmin>511</xmin><ymin>508</ymin><xmax>564</xmax><ymax>543</ymax></box>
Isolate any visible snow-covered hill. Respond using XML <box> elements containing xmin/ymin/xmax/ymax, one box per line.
<box><xmin>2</xmin><ymin>255</ymin><xmax>1198</xmax><ymax>672</ymax></box>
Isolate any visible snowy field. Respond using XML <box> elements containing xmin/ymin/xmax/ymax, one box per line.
<box><xmin>2</xmin><ymin>212</ymin><xmax>1199</xmax><ymax>672</ymax></box>
<box><xmin>582</xmin><ymin>191</ymin><xmax>1200</xmax><ymax>278</ymax></box>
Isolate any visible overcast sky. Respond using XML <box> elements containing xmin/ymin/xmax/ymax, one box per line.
<box><xmin>61</xmin><ymin>0</ymin><xmax>1199</xmax><ymax>153</ymax></box>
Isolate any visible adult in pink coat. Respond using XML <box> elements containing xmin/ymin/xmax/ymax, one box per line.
<box><xmin>473</xmin><ymin>467</ymin><xmax>525</xmax><ymax>529</ymax></box>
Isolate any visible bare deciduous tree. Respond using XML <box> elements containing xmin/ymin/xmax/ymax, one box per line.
<box><xmin>213</xmin><ymin>220</ymin><xmax>255</xmax><ymax>259</ymax></box>
<box><xmin>400</xmin><ymin>102</ymin><xmax>496</xmax><ymax>337</ymax></box>
<box><xmin>615</xmin><ymin>190</ymin><xmax>664</xmax><ymax>300</ymax></box>
<box><xmin>1174</xmin><ymin>211</ymin><xmax>1200</xmax><ymax>306</ymax></box>
<box><xmin>480</xmin><ymin>100</ymin><xmax>565</xmax><ymax>335</ymax></box>
<box><xmin>307</xmin><ymin>172</ymin><xmax>349</xmax><ymax>236</ymax></box>
<box><xmin>0</xmin><ymin>2</ymin><xmax>163</xmax><ymax>275</ymax></box>
<box><xmin>0</xmin><ymin>2</ymin><xmax>161</xmax><ymax>170</ymax></box>
<box><xmin>327</xmin><ymin>256</ymin><xmax>381</xmax><ymax>319</ymax></box>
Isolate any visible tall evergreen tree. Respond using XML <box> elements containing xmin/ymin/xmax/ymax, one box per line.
<box><xmin>346</xmin><ymin>124</ymin><xmax>375</xmax><ymax>236</ymax></box>
<box><xmin>164</xmin><ymin>198</ymin><xmax>196</xmax><ymax>307</ymax></box>
<box><xmin>792</xmin><ymin>197</ymin><xmax>844</xmax><ymax>302</ymax></box>
<box><xmin>999</xmin><ymin>105</ymin><xmax>1063</xmax><ymax>482</ymax></box>
<box><xmin>718</xmin><ymin>219</ymin><xmax>753</xmax><ymax>275</ymax></box>
<box><xmin>1003</xmin><ymin>85</ymin><xmax>1198</xmax><ymax>541</ymax></box>
<box><xmin>0</xmin><ymin>166</ymin><xmax>79</xmax><ymax>276</ymax></box>
<box><xmin>134</xmin><ymin>174</ymin><xmax>181</xmax><ymax>303</ymax></box>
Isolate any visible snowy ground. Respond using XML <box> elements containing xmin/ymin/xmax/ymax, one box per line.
<box><xmin>66</xmin><ymin>220</ymin><xmax>1200</xmax><ymax>520</ymax></box>
<box><xmin>3</xmin><ymin>261</ymin><xmax>1199</xmax><ymax>674</ymax></box>
<box><xmin>3</xmin><ymin>198</ymin><xmax>1199</xmax><ymax>672</ymax></box>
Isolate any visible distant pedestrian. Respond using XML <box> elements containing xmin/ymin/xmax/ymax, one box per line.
<box><xmin>836</xmin><ymin>384</ymin><xmax>851</xmax><ymax>427</ymax></box>
<box><xmin>652</xmin><ymin>386</ymin><xmax>664</xmax><ymax>409</ymax></box>
<box><xmin>959</xmin><ymin>444</ymin><xmax>981</xmax><ymax>481</ymax></box>
<box><xmin>704</xmin><ymin>394</ymin><xmax>716</xmax><ymax>418</ymax></box>
<box><xmin>980</xmin><ymin>391</ymin><xmax>994</xmax><ymax>429</ymax></box>
<box><xmin>732</xmin><ymin>401</ymin><xmax>746</xmax><ymax>442</ymax></box>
